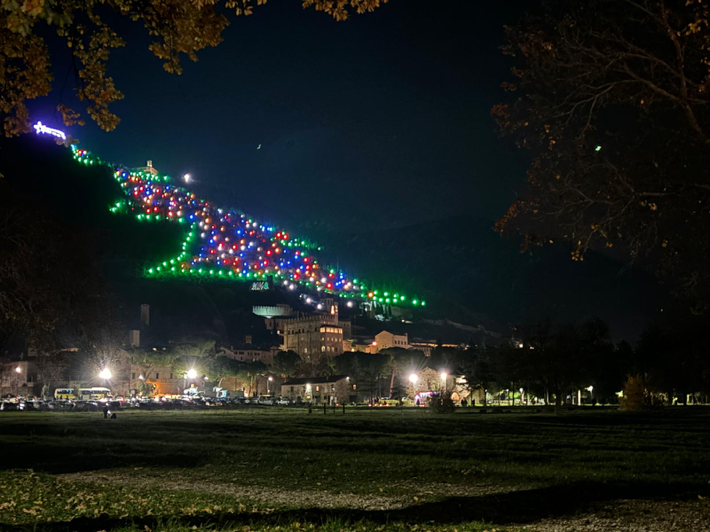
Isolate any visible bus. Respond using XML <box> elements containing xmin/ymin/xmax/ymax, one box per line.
<box><xmin>54</xmin><ymin>387</ymin><xmax>112</xmax><ymax>401</ymax></box>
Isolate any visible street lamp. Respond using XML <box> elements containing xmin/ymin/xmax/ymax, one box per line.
<box><xmin>187</xmin><ymin>369</ymin><xmax>197</xmax><ymax>379</ymax></box>
<box><xmin>409</xmin><ymin>373</ymin><xmax>418</xmax><ymax>403</ymax></box>
<box><xmin>440</xmin><ymin>372</ymin><xmax>448</xmax><ymax>393</ymax></box>
<box><xmin>268</xmin><ymin>376</ymin><xmax>273</xmax><ymax>395</ymax></box>
<box><xmin>99</xmin><ymin>368</ymin><xmax>112</xmax><ymax>380</ymax></box>
<box><xmin>183</xmin><ymin>173</ymin><xmax>191</xmax><ymax>183</ymax></box>
<box><xmin>14</xmin><ymin>366</ymin><xmax>21</xmax><ymax>374</ymax></box>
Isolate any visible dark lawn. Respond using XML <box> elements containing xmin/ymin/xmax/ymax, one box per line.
<box><xmin>1</xmin><ymin>406</ymin><xmax>709</xmax><ymax>531</ymax></box>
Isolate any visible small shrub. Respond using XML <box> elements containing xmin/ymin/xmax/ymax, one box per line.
<box><xmin>430</xmin><ymin>392</ymin><xmax>456</xmax><ymax>414</ymax></box>
<box><xmin>619</xmin><ymin>374</ymin><xmax>650</xmax><ymax>411</ymax></box>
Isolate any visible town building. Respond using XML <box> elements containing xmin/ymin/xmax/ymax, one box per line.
<box><xmin>221</xmin><ymin>346</ymin><xmax>278</xmax><ymax>366</ymax></box>
<box><xmin>281</xmin><ymin>299</ymin><xmax>351</xmax><ymax>358</ymax></box>
<box><xmin>0</xmin><ymin>359</ymin><xmax>39</xmax><ymax>398</ymax></box>
<box><xmin>280</xmin><ymin>375</ymin><xmax>357</xmax><ymax>404</ymax></box>
<box><xmin>373</xmin><ymin>330</ymin><xmax>410</xmax><ymax>351</ymax></box>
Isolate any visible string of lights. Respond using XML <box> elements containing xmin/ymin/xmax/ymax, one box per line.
<box><xmin>57</xmin><ymin>133</ymin><xmax>426</xmax><ymax>308</ymax></box>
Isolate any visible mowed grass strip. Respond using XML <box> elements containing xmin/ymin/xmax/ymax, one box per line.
<box><xmin>1</xmin><ymin>407</ymin><xmax>709</xmax><ymax>530</ymax></box>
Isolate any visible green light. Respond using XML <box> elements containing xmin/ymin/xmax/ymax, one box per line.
<box><xmin>595</xmin><ymin>145</ymin><xmax>602</xmax><ymax>152</ymax></box>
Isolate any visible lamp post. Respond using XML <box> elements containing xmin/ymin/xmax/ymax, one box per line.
<box><xmin>98</xmin><ymin>368</ymin><xmax>112</xmax><ymax>400</ymax></box>
<box><xmin>185</xmin><ymin>368</ymin><xmax>197</xmax><ymax>396</ymax></box>
<box><xmin>409</xmin><ymin>373</ymin><xmax>418</xmax><ymax>404</ymax></box>
<box><xmin>268</xmin><ymin>376</ymin><xmax>273</xmax><ymax>395</ymax></box>
<box><xmin>440</xmin><ymin>372</ymin><xmax>448</xmax><ymax>394</ymax></box>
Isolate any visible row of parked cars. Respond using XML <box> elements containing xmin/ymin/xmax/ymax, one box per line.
<box><xmin>0</xmin><ymin>393</ymin><xmax>300</xmax><ymax>412</ymax></box>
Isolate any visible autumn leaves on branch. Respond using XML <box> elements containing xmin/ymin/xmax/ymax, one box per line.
<box><xmin>0</xmin><ymin>0</ymin><xmax>388</xmax><ymax>137</ymax></box>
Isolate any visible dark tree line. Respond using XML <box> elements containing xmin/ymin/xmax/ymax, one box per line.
<box><xmin>465</xmin><ymin>316</ymin><xmax>710</xmax><ymax>408</ymax></box>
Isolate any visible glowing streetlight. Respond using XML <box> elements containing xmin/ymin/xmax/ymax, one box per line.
<box><xmin>14</xmin><ymin>366</ymin><xmax>21</xmax><ymax>374</ymax></box>
<box><xmin>204</xmin><ymin>375</ymin><xmax>209</xmax><ymax>381</ymax></box>
<box><xmin>99</xmin><ymin>368</ymin><xmax>112</xmax><ymax>380</ymax></box>
<box><xmin>138</xmin><ymin>374</ymin><xmax>144</xmax><ymax>380</ymax></box>
<box><xmin>409</xmin><ymin>373</ymin><xmax>418</xmax><ymax>384</ymax></box>
<box><xmin>183</xmin><ymin>173</ymin><xmax>191</xmax><ymax>183</ymax></box>
<box><xmin>187</xmin><ymin>369</ymin><xmax>197</xmax><ymax>379</ymax></box>
<box><xmin>440</xmin><ymin>371</ymin><xmax>448</xmax><ymax>382</ymax></box>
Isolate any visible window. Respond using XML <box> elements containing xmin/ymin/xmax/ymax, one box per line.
<box><xmin>352</xmin><ymin>384</ymin><xmax>357</xmax><ymax>390</ymax></box>
<box><xmin>132</xmin><ymin>372</ymin><xmax>136</xmax><ymax>379</ymax></box>
<box><xmin>155</xmin><ymin>373</ymin><xmax>159</xmax><ymax>379</ymax></box>
<box><xmin>316</xmin><ymin>385</ymin><xmax>320</xmax><ymax>392</ymax></box>
<box><xmin>170</xmin><ymin>373</ymin><xmax>173</xmax><ymax>379</ymax></box>
<box><xmin>321</xmin><ymin>346</ymin><xmax>326</xmax><ymax>352</ymax></box>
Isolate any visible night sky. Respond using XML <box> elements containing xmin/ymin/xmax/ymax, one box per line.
<box><xmin>29</xmin><ymin>0</ymin><xmax>533</xmax><ymax>233</ymax></box>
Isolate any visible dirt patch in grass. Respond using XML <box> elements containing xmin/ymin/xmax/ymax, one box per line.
<box><xmin>57</xmin><ymin>470</ymin><xmax>521</xmax><ymax>511</ymax></box>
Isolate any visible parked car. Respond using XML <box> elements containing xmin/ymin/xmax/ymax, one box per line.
<box><xmin>276</xmin><ymin>398</ymin><xmax>290</xmax><ymax>406</ymax></box>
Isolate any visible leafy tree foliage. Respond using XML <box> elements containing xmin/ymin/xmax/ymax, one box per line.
<box><xmin>0</xmin><ymin>0</ymin><xmax>388</xmax><ymax>136</ymax></box>
<box><xmin>270</xmin><ymin>350</ymin><xmax>301</xmax><ymax>377</ymax></box>
<box><xmin>334</xmin><ymin>350</ymin><xmax>388</xmax><ymax>399</ymax></box>
<box><xmin>636</xmin><ymin>314</ymin><xmax>710</xmax><ymax>404</ymax></box>
<box><xmin>495</xmin><ymin>0</ymin><xmax>710</xmax><ymax>308</ymax></box>
<box><xmin>169</xmin><ymin>340</ymin><xmax>216</xmax><ymax>377</ymax></box>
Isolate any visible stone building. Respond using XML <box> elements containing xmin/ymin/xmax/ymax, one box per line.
<box><xmin>280</xmin><ymin>375</ymin><xmax>357</xmax><ymax>404</ymax></box>
<box><xmin>373</xmin><ymin>331</ymin><xmax>410</xmax><ymax>351</ymax></box>
<box><xmin>281</xmin><ymin>299</ymin><xmax>350</xmax><ymax>359</ymax></box>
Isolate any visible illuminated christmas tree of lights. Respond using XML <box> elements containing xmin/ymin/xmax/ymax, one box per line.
<box><xmin>43</xmin><ymin>127</ymin><xmax>425</xmax><ymax>308</ymax></box>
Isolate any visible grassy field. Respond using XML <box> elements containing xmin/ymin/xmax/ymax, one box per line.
<box><xmin>1</xmin><ymin>406</ymin><xmax>710</xmax><ymax>531</ymax></box>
